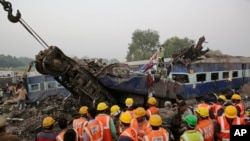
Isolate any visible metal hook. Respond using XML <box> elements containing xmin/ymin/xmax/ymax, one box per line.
<box><xmin>8</xmin><ymin>9</ymin><xmax>21</xmax><ymax>23</ymax></box>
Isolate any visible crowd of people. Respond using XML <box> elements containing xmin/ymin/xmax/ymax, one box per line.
<box><xmin>0</xmin><ymin>93</ymin><xmax>249</xmax><ymax>141</ymax></box>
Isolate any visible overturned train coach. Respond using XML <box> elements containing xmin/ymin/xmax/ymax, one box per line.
<box><xmin>31</xmin><ymin>45</ymin><xmax>250</xmax><ymax>107</ymax></box>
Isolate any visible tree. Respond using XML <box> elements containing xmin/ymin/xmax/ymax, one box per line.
<box><xmin>162</xmin><ymin>37</ymin><xmax>195</xmax><ymax>58</ymax></box>
<box><xmin>126</xmin><ymin>29</ymin><xmax>160</xmax><ymax>61</ymax></box>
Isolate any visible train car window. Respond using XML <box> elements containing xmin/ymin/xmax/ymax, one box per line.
<box><xmin>172</xmin><ymin>74</ymin><xmax>189</xmax><ymax>83</ymax></box>
<box><xmin>223</xmin><ymin>72</ymin><xmax>229</xmax><ymax>79</ymax></box>
<box><xmin>232</xmin><ymin>71</ymin><xmax>238</xmax><ymax>77</ymax></box>
<box><xmin>211</xmin><ymin>73</ymin><xmax>218</xmax><ymax>80</ymax></box>
<box><xmin>196</xmin><ymin>73</ymin><xmax>206</xmax><ymax>82</ymax></box>
<box><xmin>29</xmin><ymin>83</ymin><xmax>40</xmax><ymax>92</ymax></box>
<box><xmin>47</xmin><ymin>81</ymin><xmax>57</xmax><ymax>89</ymax></box>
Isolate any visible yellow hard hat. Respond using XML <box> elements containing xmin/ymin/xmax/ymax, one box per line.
<box><xmin>125</xmin><ymin>98</ymin><xmax>134</xmax><ymax>105</ymax></box>
<box><xmin>225</xmin><ymin>105</ymin><xmax>237</xmax><ymax>119</ymax></box>
<box><xmin>0</xmin><ymin>116</ymin><xmax>7</xmax><ymax>127</ymax></box>
<box><xmin>97</xmin><ymin>102</ymin><xmax>108</xmax><ymax>111</ymax></box>
<box><xmin>231</xmin><ymin>94</ymin><xmax>241</xmax><ymax>100</ymax></box>
<box><xmin>195</xmin><ymin>107</ymin><xmax>209</xmax><ymax>118</ymax></box>
<box><xmin>218</xmin><ymin>95</ymin><xmax>226</xmax><ymax>102</ymax></box>
<box><xmin>42</xmin><ymin>116</ymin><xmax>55</xmax><ymax>128</ymax></box>
<box><xmin>134</xmin><ymin>107</ymin><xmax>146</xmax><ymax>118</ymax></box>
<box><xmin>110</xmin><ymin>105</ymin><xmax>120</xmax><ymax>115</ymax></box>
<box><xmin>119</xmin><ymin>112</ymin><xmax>132</xmax><ymax>124</ymax></box>
<box><xmin>147</xmin><ymin>97</ymin><xmax>157</xmax><ymax>105</ymax></box>
<box><xmin>149</xmin><ymin>114</ymin><xmax>162</xmax><ymax>126</ymax></box>
<box><xmin>79</xmin><ymin>106</ymin><xmax>88</xmax><ymax>115</ymax></box>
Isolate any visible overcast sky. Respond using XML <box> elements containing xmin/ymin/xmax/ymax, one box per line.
<box><xmin>0</xmin><ymin>0</ymin><xmax>249</xmax><ymax>61</ymax></box>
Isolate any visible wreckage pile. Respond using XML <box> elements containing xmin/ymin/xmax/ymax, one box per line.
<box><xmin>1</xmin><ymin>94</ymin><xmax>81</xmax><ymax>141</ymax></box>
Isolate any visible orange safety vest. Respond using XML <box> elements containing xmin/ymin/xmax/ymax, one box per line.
<box><xmin>197</xmin><ymin>103</ymin><xmax>211</xmax><ymax>110</ymax></box>
<box><xmin>56</xmin><ymin>130</ymin><xmax>66</xmax><ymax>141</ymax></box>
<box><xmin>217</xmin><ymin>115</ymin><xmax>245</xmax><ymax>141</ymax></box>
<box><xmin>95</xmin><ymin>114</ymin><xmax>112</xmax><ymax>141</ymax></box>
<box><xmin>211</xmin><ymin>104</ymin><xmax>222</xmax><ymax>119</ymax></box>
<box><xmin>236</xmin><ymin>103</ymin><xmax>245</xmax><ymax>118</ymax></box>
<box><xmin>73</xmin><ymin>117</ymin><xmax>88</xmax><ymax>141</ymax></box>
<box><xmin>144</xmin><ymin>128</ymin><xmax>169</xmax><ymax>141</ymax></box>
<box><xmin>146</xmin><ymin>106</ymin><xmax>159</xmax><ymax>118</ymax></box>
<box><xmin>85</xmin><ymin>120</ymin><xmax>103</xmax><ymax>141</ymax></box>
<box><xmin>130</xmin><ymin>119</ymin><xmax>150</xmax><ymax>141</ymax></box>
<box><xmin>195</xmin><ymin>119</ymin><xmax>214</xmax><ymax>141</ymax></box>
<box><xmin>119</xmin><ymin>127</ymin><xmax>138</xmax><ymax>141</ymax></box>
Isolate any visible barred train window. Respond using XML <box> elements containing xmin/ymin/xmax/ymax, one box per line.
<box><xmin>172</xmin><ymin>74</ymin><xmax>189</xmax><ymax>83</ymax></box>
<box><xmin>197</xmin><ymin>73</ymin><xmax>206</xmax><ymax>82</ymax></box>
<box><xmin>232</xmin><ymin>71</ymin><xmax>238</xmax><ymax>77</ymax></box>
<box><xmin>211</xmin><ymin>73</ymin><xmax>219</xmax><ymax>80</ymax></box>
<box><xmin>223</xmin><ymin>72</ymin><xmax>229</xmax><ymax>79</ymax></box>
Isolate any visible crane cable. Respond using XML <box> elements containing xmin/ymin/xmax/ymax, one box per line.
<box><xmin>19</xmin><ymin>18</ymin><xmax>49</xmax><ymax>49</ymax></box>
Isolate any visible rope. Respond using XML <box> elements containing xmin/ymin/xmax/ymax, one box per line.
<box><xmin>19</xmin><ymin>18</ymin><xmax>49</xmax><ymax>49</ymax></box>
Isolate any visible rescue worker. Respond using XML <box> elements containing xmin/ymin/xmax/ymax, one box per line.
<box><xmin>0</xmin><ymin>115</ymin><xmax>19</xmax><ymax>141</ymax></box>
<box><xmin>73</xmin><ymin>106</ymin><xmax>88</xmax><ymax>141</ymax></box>
<box><xmin>64</xmin><ymin>128</ymin><xmax>77</xmax><ymax>141</ymax></box>
<box><xmin>124</xmin><ymin>97</ymin><xmax>135</xmax><ymax>118</ymax></box>
<box><xmin>56</xmin><ymin>117</ymin><xmax>68</xmax><ymax>141</ymax></box>
<box><xmin>36</xmin><ymin>116</ymin><xmax>57</xmax><ymax>141</ymax></box>
<box><xmin>172</xmin><ymin>100</ymin><xmax>193</xmax><ymax>140</ymax></box>
<box><xmin>144</xmin><ymin>114</ymin><xmax>169</xmax><ymax>141</ymax></box>
<box><xmin>146</xmin><ymin>96</ymin><xmax>159</xmax><ymax>119</ymax></box>
<box><xmin>117</xmin><ymin>112</ymin><xmax>138</xmax><ymax>141</ymax></box>
<box><xmin>215</xmin><ymin>105</ymin><xmax>245</xmax><ymax>141</ymax></box>
<box><xmin>158</xmin><ymin>101</ymin><xmax>175</xmax><ymax>141</ymax></box>
<box><xmin>15</xmin><ymin>83</ymin><xmax>28</xmax><ymax>111</ymax></box>
<box><xmin>131</xmin><ymin>107</ymin><xmax>150</xmax><ymax>141</ymax></box>
<box><xmin>84</xmin><ymin>108</ymin><xmax>103</xmax><ymax>141</ymax></box>
<box><xmin>231</xmin><ymin>94</ymin><xmax>245</xmax><ymax>118</ymax></box>
<box><xmin>197</xmin><ymin>95</ymin><xmax>214</xmax><ymax>119</ymax></box>
<box><xmin>110</xmin><ymin>105</ymin><xmax>122</xmax><ymax>136</ymax></box>
<box><xmin>195</xmin><ymin>107</ymin><xmax>214</xmax><ymax>141</ymax></box>
<box><xmin>95</xmin><ymin>102</ymin><xmax>117</xmax><ymax>141</ymax></box>
<box><xmin>180</xmin><ymin>114</ymin><xmax>204</xmax><ymax>141</ymax></box>
<box><xmin>245</xmin><ymin>107</ymin><xmax>250</xmax><ymax>125</ymax></box>
<box><xmin>211</xmin><ymin>95</ymin><xmax>226</xmax><ymax>120</ymax></box>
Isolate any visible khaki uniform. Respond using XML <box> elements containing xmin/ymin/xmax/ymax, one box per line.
<box><xmin>0</xmin><ymin>133</ymin><xmax>19</xmax><ymax>141</ymax></box>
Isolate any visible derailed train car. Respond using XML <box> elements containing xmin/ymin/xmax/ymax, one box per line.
<box><xmin>1</xmin><ymin>1</ymin><xmax>250</xmax><ymax>108</ymax></box>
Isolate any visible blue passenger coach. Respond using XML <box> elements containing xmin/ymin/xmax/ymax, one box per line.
<box><xmin>168</xmin><ymin>56</ymin><xmax>250</xmax><ymax>99</ymax></box>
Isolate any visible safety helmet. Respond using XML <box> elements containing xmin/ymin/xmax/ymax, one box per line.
<box><xmin>0</xmin><ymin>116</ymin><xmax>7</xmax><ymax>127</ymax></box>
<box><xmin>231</xmin><ymin>94</ymin><xmax>241</xmax><ymax>100</ymax></box>
<box><xmin>119</xmin><ymin>112</ymin><xmax>132</xmax><ymax>124</ymax></box>
<box><xmin>42</xmin><ymin>116</ymin><xmax>55</xmax><ymax>128</ymax></box>
<box><xmin>147</xmin><ymin>97</ymin><xmax>157</xmax><ymax>105</ymax></box>
<box><xmin>195</xmin><ymin>107</ymin><xmax>209</xmax><ymax>118</ymax></box>
<box><xmin>184</xmin><ymin>114</ymin><xmax>197</xmax><ymax>127</ymax></box>
<box><xmin>125</xmin><ymin>98</ymin><xmax>134</xmax><ymax>106</ymax></box>
<box><xmin>97</xmin><ymin>102</ymin><xmax>108</xmax><ymax>111</ymax></box>
<box><xmin>225</xmin><ymin>105</ymin><xmax>237</xmax><ymax>119</ymax></box>
<box><xmin>134</xmin><ymin>107</ymin><xmax>146</xmax><ymax>118</ymax></box>
<box><xmin>110</xmin><ymin>105</ymin><xmax>120</xmax><ymax>116</ymax></box>
<box><xmin>79</xmin><ymin>106</ymin><xmax>88</xmax><ymax>115</ymax></box>
<box><xmin>149</xmin><ymin>114</ymin><xmax>162</xmax><ymax>126</ymax></box>
<box><xmin>218</xmin><ymin>95</ymin><xmax>226</xmax><ymax>102</ymax></box>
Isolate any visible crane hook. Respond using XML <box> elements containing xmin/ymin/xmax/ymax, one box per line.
<box><xmin>7</xmin><ymin>9</ymin><xmax>21</xmax><ymax>23</ymax></box>
<box><xmin>1</xmin><ymin>0</ymin><xmax>21</xmax><ymax>23</ymax></box>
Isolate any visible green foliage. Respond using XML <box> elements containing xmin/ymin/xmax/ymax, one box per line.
<box><xmin>162</xmin><ymin>36</ymin><xmax>195</xmax><ymax>58</ymax></box>
<box><xmin>0</xmin><ymin>55</ymin><xmax>34</xmax><ymax>69</ymax></box>
<box><xmin>126</xmin><ymin>29</ymin><xmax>160</xmax><ymax>61</ymax></box>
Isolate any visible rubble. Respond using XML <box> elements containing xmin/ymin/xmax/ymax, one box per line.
<box><xmin>0</xmin><ymin>94</ymin><xmax>81</xmax><ymax>141</ymax></box>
